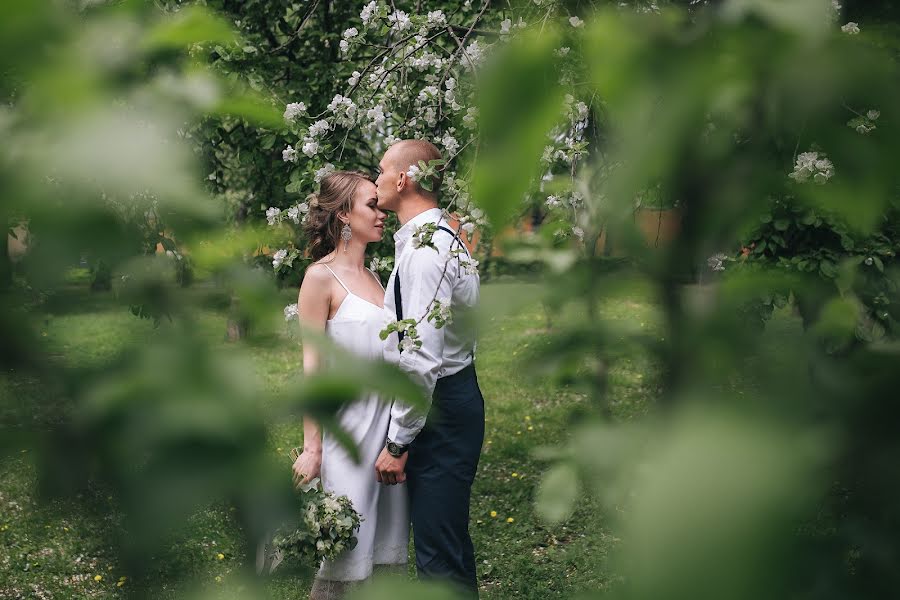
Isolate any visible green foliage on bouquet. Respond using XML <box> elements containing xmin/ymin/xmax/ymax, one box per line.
<box><xmin>272</xmin><ymin>478</ymin><xmax>362</xmax><ymax>566</ymax></box>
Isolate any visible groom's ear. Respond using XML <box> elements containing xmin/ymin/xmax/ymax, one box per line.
<box><xmin>396</xmin><ymin>170</ymin><xmax>408</xmax><ymax>193</ymax></box>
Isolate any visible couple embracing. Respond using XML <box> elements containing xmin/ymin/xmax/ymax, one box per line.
<box><xmin>291</xmin><ymin>139</ymin><xmax>484</xmax><ymax>599</ymax></box>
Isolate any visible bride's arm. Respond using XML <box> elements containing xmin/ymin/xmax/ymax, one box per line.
<box><xmin>292</xmin><ymin>264</ymin><xmax>331</xmax><ymax>486</ymax></box>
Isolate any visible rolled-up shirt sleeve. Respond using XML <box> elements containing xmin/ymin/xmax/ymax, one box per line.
<box><xmin>387</xmin><ymin>241</ymin><xmax>456</xmax><ymax>445</ymax></box>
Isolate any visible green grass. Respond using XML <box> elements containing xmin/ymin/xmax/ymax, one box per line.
<box><xmin>0</xmin><ymin>276</ymin><xmax>795</xmax><ymax>598</ymax></box>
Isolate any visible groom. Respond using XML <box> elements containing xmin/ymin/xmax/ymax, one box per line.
<box><xmin>373</xmin><ymin>139</ymin><xmax>484</xmax><ymax>597</ymax></box>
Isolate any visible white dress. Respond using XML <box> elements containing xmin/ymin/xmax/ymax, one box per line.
<box><xmin>317</xmin><ymin>265</ymin><xmax>409</xmax><ymax>582</ymax></box>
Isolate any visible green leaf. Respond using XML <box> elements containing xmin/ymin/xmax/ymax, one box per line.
<box><xmin>142</xmin><ymin>6</ymin><xmax>236</xmax><ymax>51</ymax></box>
<box><xmin>873</xmin><ymin>256</ymin><xmax>884</xmax><ymax>272</ymax></box>
<box><xmin>535</xmin><ymin>462</ymin><xmax>579</xmax><ymax>526</ymax></box>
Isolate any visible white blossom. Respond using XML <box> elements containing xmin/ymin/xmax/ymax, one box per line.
<box><xmin>867</xmin><ymin>110</ymin><xmax>880</xmax><ymax>120</ymax></box>
<box><xmin>360</xmin><ymin>1</ymin><xmax>377</xmax><ymax>25</ymax></box>
<box><xmin>790</xmin><ymin>151</ymin><xmax>834</xmax><ymax>184</ymax></box>
<box><xmin>546</xmin><ymin>195</ymin><xmax>560</xmax><ymax>208</ymax></box>
<box><xmin>427</xmin><ymin>10</ymin><xmax>447</xmax><ymax>27</ymax></box>
<box><xmin>339</xmin><ymin>39</ymin><xmax>350</xmax><ymax>53</ymax></box>
<box><xmin>343</xmin><ymin>27</ymin><xmax>359</xmax><ymax>39</ymax></box>
<box><xmin>707</xmin><ymin>253</ymin><xmax>727</xmax><ymax>272</ymax></box>
<box><xmin>282</xmin><ymin>145</ymin><xmax>298</xmax><ymax>163</ymax></box>
<box><xmin>272</xmin><ymin>249</ymin><xmax>288</xmax><ymax>269</ymax></box>
<box><xmin>572</xmin><ymin>226</ymin><xmax>585</xmax><ymax>241</ymax></box>
<box><xmin>284</xmin><ymin>303</ymin><xmax>299</xmax><ymax>321</ymax></box>
<box><xmin>441</xmin><ymin>132</ymin><xmax>460</xmax><ymax>156</ymax></box>
<box><xmin>461</xmin><ymin>221</ymin><xmax>476</xmax><ymax>235</ymax></box>
<box><xmin>327</xmin><ymin>94</ymin><xmax>358</xmax><ymax>127</ymax></box>
<box><xmin>500</xmin><ymin>18</ymin><xmax>512</xmax><ymax>34</ymax></box>
<box><xmin>418</xmin><ymin>85</ymin><xmax>439</xmax><ymax>102</ymax></box>
<box><xmin>841</xmin><ymin>22</ymin><xmax>860</xmax><ymax>35</ymax></box>
<box><xmin>400</xmin><ymin>336</ymin><xmax>417</xmax><ymax>352</ymax></box>
<box><xmin>388</xmin><ymin>10</ymin><xmax>411</xmax><ymax>32</ymax></box>
<box><xmin>463</xmin><ymin>40</ymin><xmax>484</xmax><ymax>69</ymax></box>
<box><xmin>406</xmin><ymin>164</ymin><xmax>422</xmax><ymax>182</ymax></box>
<box><xmin>366</xmin><ymin>104</ymin><xmax>386</xmax><ymax>128</ymax></box>
<box><xmin>315</xmin><ymin>163</ymin><xmax>335</xmax><ymax>183</ymax></box>
<box><xmin>302</xmin><ymin>140</ymin><xmax>320</xmax><ymax>157</ymax></box>
<box><xmin>348</xmin><ymin>70</ymin><xmax>361</xmax><ymax>87</ymax></box>
<box><xmin>461</xmin><ymin>257</ymin><xmax>479</xmax><ymax>275</ymax></box>
<box><xmin>569</xmin><ymin>16</ymin><xmax>584</xmax><ymax>28</ymax></box>
<box><xmin>308</xmin><ymin>119</ymin><xmax>331</xmax><ymax>138</ymax></box>
<box><xmin>463</xmin><ymin>107</ymin><xmax>478</xmax><ymax>129</ymax></box>
<box><xmin>283</xmin><ymin>102</ymin><xmax>306</xmax><ymax>121</ymax></box>
<box><xmin>287</xmin><ymin>206</ymin><xmax>300</xmax><ymax>224</ymax></box>
<box><xmin>555</xmin><ymin>47</ymin><xmax>570</xmax><ymax>57</ymax></box>
<box><xmin>266</xmin><ymin>206</ymin><xmax>281</xmax><ymax>226</ymax></box>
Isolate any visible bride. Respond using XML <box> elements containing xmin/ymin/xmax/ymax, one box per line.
<box><xmin>290</xmin><ymin>171</ymin><xmax>409</xmax><ymax>599</ymax></box>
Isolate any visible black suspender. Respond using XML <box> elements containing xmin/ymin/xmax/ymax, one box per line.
<box><xmin>395</xmin><ymin>226</ymin><xmax>469</xmax><ymax>349</ymax></box>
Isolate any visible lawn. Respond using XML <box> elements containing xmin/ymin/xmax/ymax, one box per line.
<box><xmin>0</xmin><ymin>274</ymin><xmax>790</xmax><ymax>598</ymax></box>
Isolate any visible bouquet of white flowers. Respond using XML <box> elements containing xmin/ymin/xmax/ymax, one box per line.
<box><xmin>270</xmin><ymin>448</ymin><xmax>362</xmax><ymax>566</ymax></box>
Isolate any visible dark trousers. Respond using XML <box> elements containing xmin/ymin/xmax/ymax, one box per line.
<box><xmin>406</xmin><ymin>363</ymin><xmax>485</xmax><ymax>597</ymax></box>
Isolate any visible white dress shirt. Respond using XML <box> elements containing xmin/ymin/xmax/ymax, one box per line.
<box><xmin>384</xmin><ymin>207</ymin><xmax>480</xmax><ymax>445</ymax></box>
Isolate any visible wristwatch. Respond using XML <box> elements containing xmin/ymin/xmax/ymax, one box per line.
<box><xmin>386</xmin><ymin>439</ymin><xmax>409</xmax><ymax>457</ymax></box>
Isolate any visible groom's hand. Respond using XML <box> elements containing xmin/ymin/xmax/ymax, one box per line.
<box><xmin>375</xmin><ymin>448</ymin><xmax>408</xmax><ymax>485</ymax></box>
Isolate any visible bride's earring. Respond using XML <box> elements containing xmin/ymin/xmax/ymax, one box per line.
<box><xmin>340</xmin><ymin>222</ymin><xmax>352</xmax><ymax>252</ymax></box>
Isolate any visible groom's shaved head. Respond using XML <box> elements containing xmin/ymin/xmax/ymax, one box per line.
<box><xmin>386</xmin><ymin>139</ymin><xmax>443</xmax><ymax>197</ymax></box>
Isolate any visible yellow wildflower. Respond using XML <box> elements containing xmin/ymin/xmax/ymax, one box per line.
<box><xmin>490</xmin><ymin>510</ymin><xmax>497</xmax><ymax>518</ymax></box>
<box><xmin>506</xmin><ymin>517</ymin><xmax>514</xmax><ymax>523</ymax></box>
<box><xmin>524</xmin><ymin>415</ymin><xmax>531</xmax><ymax>421</ymax></box>
<box><xmin>94</xmin><ymin>575</ymin><xmax>102</xmax><ymax>582</ymax></box>
<box><xmin>511</xmin><ymin>472</ymin><xmax>518</xmax><ymax>478</ymax></box>
<box><xmin>217</xmin><ymin>553</ymin><xmax>225</xmax><ymax>560</ymax></box>
<box><xmin>215</xmin><ymin>576</ymin><xmax>222</xmax><ymax>583</ymax></box>
<box><xmin>527</xmin><ymin>426</ymin><xmax>534</xmax><ymax>431</ymax></box>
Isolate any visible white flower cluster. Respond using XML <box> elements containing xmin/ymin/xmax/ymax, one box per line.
<box><xmin>848</xmin><ymin>109</ymin><xmax>879</xmax><ymax>134</ymax></box>
<box><xmin>272</xmin><ymin>249</ymin><xmax>288</xmax><ymax>269</ymax></box>
<box><xmin>272</xmin><ymin>480</ymin><xmax>361</xmax><ymax>566</ymax></box>
<box><xmin>841</xmin><ymin>22</ymin><xmax>860</xmax><ymax>35</ymax></box>
<box><xmin>827</xmin><ymin>1</ymin><xmax>842</xmax><ymax>24</ymax></box>
<box><xmin>308</xmin><ymin>119</ymin><xmax>331</xmax><ymax>138</ymax></box>
<box><xmin>708</xmin><ymin>253</ymin><xmax>728</xmax><ymax>272</ymax></box>
<box><xmin>284</xmin><ymin>302</ymin><xmax>299</xmax><ymax>321</ymax></box>
<box><xmin>388</xmin><ymin>10</ymin><xmax>411</xmax><ymax>33</ymax></box>
<box><xmin>369</xmin><ymin>256</ymin><xmax>393</xmax><ymax>273</ymax></box>
<box><xmin>569</xmin><ymin>16</ymin><xmax>584</xmax><ymax>28</ymax></box>
<box><xmin>441</xmin><ymin>130</ymin><xmax>460</xmax><ymax>156</ymax></box>
<box><xmin>314</xmin><ymin>163</ymin><xmax>335</xmax><ymax>184</ymax></box>
<box><xmin>267</xmin><ymin>201</ymin><xmax>311</xmax><ymax>228</ymax></box>
<box><xmin>426</xmin><ymin>10</ymin><xmax>447</xmax><ymax>28</ymax></box>
<box><xmin>460</xmin><ymin>256</ymin><xmax>480</xmax><ymax>275</ymax></box>
<box><xmin>789</xmin><ymin>151</ymin><xmax>835</xmax><ymax>184</ymax></box>
<box><xmin>327</xmin><ymin>94</ymin><xmax>358</xmax><ymax>128</ymax></box>
<box><xmin>462</xmin><ymin>40</ymin><xmax>485</xmax><ymax>70</ymax></box>
<box><xmin>283</xmin><ymin>102</ymin><xmax>306</xmax><ymax>122</ymax></box>
<box><xmin>427</xmin><ymin>298</ymin><xmax>454</xmax><ymax>328</ymax></box>
<box><xmin>282</xmin><ymin>145</ymin><xmax>298</xmax><ymax>163</ymax></box>
<box><xmin>360</xmin><ymin>1</ymin><xmax>379</xmax><ymax>25</ymax></box>
<box><xmin>266</xmin><ymin>206</ymin><xmax>281</xmax><ymax>225</ymax></box>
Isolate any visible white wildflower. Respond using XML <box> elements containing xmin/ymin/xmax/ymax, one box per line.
<box><xmin>441</xmin><ymin>132</ymin><xmax>460</xmax><ymax>156</ymax></box>
<box><xmin>841</xmin><ymin>22</ymin><xmax>860</xmax><ymax>34</ymax></box>
<box><xmin>569</xmin><ymin>16</ymin><xmax>584</xmax><ymax>28</ymax></box>
<box><xmin>315</xmin><ymin>163</ymin><xmax>335</xmax><ymax>183</ymax></box>
<box><xmin>360</xmin><ymin>1</ymin><xmax>377</xmax><ymax>25</ymax></box>
<box><xmin>463</xmin><ymin>40</ymin><xmax>484</xmax><ymax>69</ymax></box>
<box><xmin>427</xmin><ymin>10</ymin><xmax>447</xmax><ymax>27</ymax></box>
<box><xmin>308</xmin><ymin>119</ymin><xmax>331</xmax><ymax>138</ymax></box>
<box><xmin>283</xmin><ymin>102</ymin><xmax>306</xmax><ymax>121</ymax></box>
<box><xmin>265</xmin><ymin>207</ymin><xmax>281</xmax><ymax>226</ymax></box>
<box><xmin>707</xmin><ymin>253</ymin><xmax>727</xmax><ymax>272</ymax></box>
<box><xmin>302</xmin><ymin>140</ymin><xmax>319</xmax><ymax>157</ymax></box>
<box><xmin>545</xmin><ymin>195</ymin><xmax>560</xmax><ymax>208</ymax></box>
<box><xmin>272</xmin><ymin>249</ymin><xmax>288</xmax><ymax>269</ymax></box>
<box><xmin>388</xmin><ymin>10</ymin><xmax>411</xmax><ymax>32</ymax></box>
<box><xmin>463</xmin><ymin>107</ymin><xmax>478</xmax><ymax>129</ymax></box>
<box><xmin>282</xmin><ymin>145</ymin><xmax>298</xmax><ymax>163</ymax></box>
<box><xmin>790</xmin><ymin>151</ymin><xmax>834</xmax><ymax>184</ymax></box>
<box><xmin>284</xmin><ymin>303</ymin><xmax>299</xmax><ymax>321</ymax></box>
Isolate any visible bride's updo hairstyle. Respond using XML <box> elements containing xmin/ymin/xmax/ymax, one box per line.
<box><xmin>304</xmin><ymin>170</ymin><xmax>372</xmax><ymax>261</ymax></box>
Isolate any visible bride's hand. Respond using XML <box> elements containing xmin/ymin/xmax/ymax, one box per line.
<box><xmin>292</xmin><ymin>449</ymin><xmax>322</xmax><ymax>487</ymax></box>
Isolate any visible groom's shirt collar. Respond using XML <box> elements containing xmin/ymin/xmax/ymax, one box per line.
<box><xmin>393</xmin><ymin>207</ymin><xmax>444</xmax><ymax>256</ymax></box>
